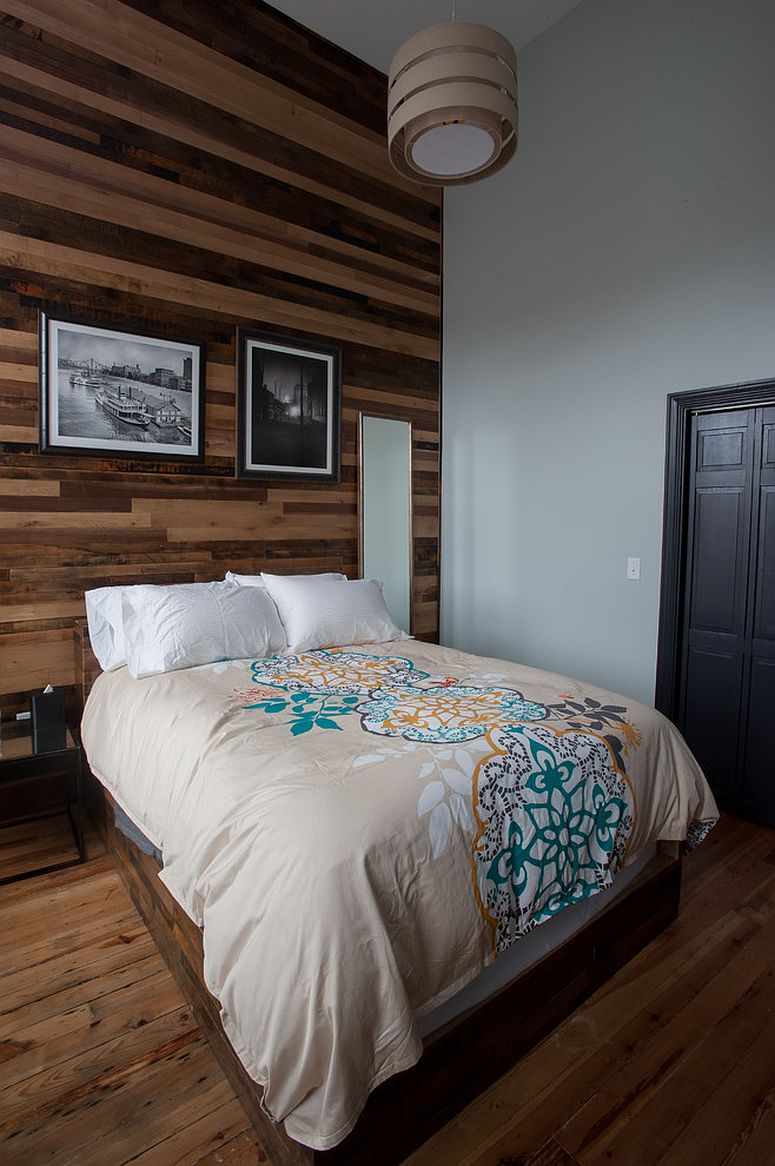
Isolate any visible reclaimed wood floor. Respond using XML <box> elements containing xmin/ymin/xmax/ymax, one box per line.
<box><xmin>0</xmin><ymin>813</ymin><xmax>772</xmax><ymax>1165</ymax></box>
<box><xmin>0</xmin><ymin>815</ymin><xmax>80</xmax><ymax>884</ymax></box>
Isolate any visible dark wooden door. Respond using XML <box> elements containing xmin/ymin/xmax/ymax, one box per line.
<box><xmin>742</xmin><ymin>406</ymin><xmax>775</xmax><ymax>819</ymax></box>
<box><xmin>677</xmin><ymin>405</ymin><xmax>775</xmax><ymax>824</ymax></box>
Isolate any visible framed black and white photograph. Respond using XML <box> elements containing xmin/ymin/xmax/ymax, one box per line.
<box><xmin>237</xmin><ymin>328</ymin><xmax>340</xmax><ymax>482</ymax></box>
<box><xmin>39</xmin><ymin>313</ymin><xmax>205</xmax><ymax>461</ymax></box>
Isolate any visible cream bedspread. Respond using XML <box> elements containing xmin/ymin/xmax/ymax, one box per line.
<box><xmin>81</xmin><ymin>640</ymin><xmax>717</xmax><ymax>1149</ymax></box>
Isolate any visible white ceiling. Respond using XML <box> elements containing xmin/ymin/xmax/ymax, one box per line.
<box><xmin>270</xmin><ymin>0</ymin><xmax>585</xmax><ymax>73</ymax></box>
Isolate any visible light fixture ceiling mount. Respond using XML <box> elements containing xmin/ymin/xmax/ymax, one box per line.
<box><xmin>387</xmin><ymin>21</ymin><xmax>518</xmax><ymax>186</ymax></box>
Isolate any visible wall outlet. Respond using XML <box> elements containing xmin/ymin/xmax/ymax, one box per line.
<box><xmin>626</xmin><ymin>557</ymin><xmax>641</xmax><ymax>581</ymax></box>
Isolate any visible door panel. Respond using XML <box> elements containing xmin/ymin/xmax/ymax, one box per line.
<box><xmin>690</xmin><ymin>489</ymin><xmax>747</xmax><ymax>633</ymax></box>
<box><xmin>740</xmin><ymin>407</ymin><xmax>775</xmax><ymax>823</ymax></box>
<box><xmin>678</xmin><ymin>411</ymin><xmax>753</xmax><ymax>797</ymax></box>
<box><xmin>741</xmin><ymin>656</ymin><xmax>775</xmax><ymax>823</ymax></box>
<box><xmin>677</xmin><ymin>403</ymin><xmax>775</xmax><ymax>825</ymax></box>
<box><xmin>753</xmin><ymin>485</ymin><xmax>775</xmax><ymax>642</ymax></box>
<box><xmin>698</xmin><ymin>427</ymin><xmax>745</xmax><ymax>469</ymax></box>
<box><xmin>765</xmin><ymin>419</ymin><xmax>775</xmax><ymax>467</ymax></box>
<box><xmin>682</xmin><ymin>645</ymin><xmax>743</xmax><ymax>797</ymax></box>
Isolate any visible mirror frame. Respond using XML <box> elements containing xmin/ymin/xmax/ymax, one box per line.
<box><xmin>358</xmin><ymin>412</ymin><xmax>414</xmax><ymax>636</ymax></box>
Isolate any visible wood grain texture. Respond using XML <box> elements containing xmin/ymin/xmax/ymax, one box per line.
<box><xmin>1</xmin><ymin>814</ymin><xmax>770</xmax><ymax>1165</ymax></box>
<box><xmin>405</xmin><ymin>813</ymin><xmax>775</xmax><ymax>1166</ymax></box>
<box><xmin>96</xmin><ymin>781</ymin><xmax>681</xmax><ymax>1166</ymax></box>
<box><xmin>0</xmin><ymin>0</ymin><xmax>441</xmax><ymax>699</ymax></box>
<box><xmin>0</xmin><ymin>814</ymin><xmax>78</xmax><ymax>881</ymax></box>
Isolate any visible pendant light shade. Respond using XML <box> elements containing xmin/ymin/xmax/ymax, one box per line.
<box><xmin>388</xmin><ymin>21</ymin><xmax>518</xmax><ymax>185</ymax></box>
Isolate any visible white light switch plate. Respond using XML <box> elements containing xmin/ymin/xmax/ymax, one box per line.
<box><xmin>626</xmin><ymin>557</ymin><xmax>641</xmax><ymax>580</ymax></box>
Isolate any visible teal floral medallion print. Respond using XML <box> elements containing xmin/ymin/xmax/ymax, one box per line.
<box><xmin>230</xmin><ymin>650</ymin><xmax>713</xmax><ymax>961</ymax></box>
<box><xmin>356</xmin><ymin>684</ymin><xmax>546</xmax><ymax>744</ymax></box>
<box><xmin>233</xmin><ymin>651</ymin><xmax>657</xmax><ymax>953</ymax></box>
<box><xmin>476</xmin><ymin>724</ymin><xmax>634</xmax><ymax>953</ymax></box>
<box><xmin>250</xmin><ymin>650</ymin><xmax>426</xmax><ymax>695</ymax></box>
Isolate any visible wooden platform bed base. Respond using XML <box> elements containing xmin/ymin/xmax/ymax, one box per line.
<box><xmin>100</xmin><ymin>790</ymin><xmax>682</xmax><ymax>1166</ymax></box>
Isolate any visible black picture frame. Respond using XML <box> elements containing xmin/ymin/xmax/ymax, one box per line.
<box><xmin>39</xmin><ymin>312</ymin><xmax>205</xmax><ymax>461</ymax></box>
<box><xmin>236</xmin><ymin>328</ymin><xmax>341</xmax><ymax>483</ymax></box>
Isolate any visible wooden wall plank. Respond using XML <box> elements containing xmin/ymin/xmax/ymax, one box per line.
<box><xmin>0</xmin><ymin>479</ymin><xmax>59</xmax><ymax>496</ymax></box>
<box><xmin>120</xmin><ymin>0</ymin><xmax>389</xmax><ymax>137</ymax></box>
<box><xmin>0</xmin><ymin>0</ymin><xmax>441</xmax><ymax>702</ymax></box>
<box><xmin>2</xmin><ymin>0</ymin><xmax>439</xmax><ymax>201</ymax></box>
<box><xmin>0</xmin><ymin>48</ymin><xmax>440</xmax><ymax>244</ymax></box>
<box><xmin>0</xmin><ymin>628</ymin><xmax>73</xmax><ymax>695</ymax></box>
<box><xmin>0</xmin><ymin>152</ymin><xmax>439</xmax><ymax>314</ymax></box>
<box><xmin>0</xmin><ymin>233</ymin><xmax>438</xmax><ymax>360</ymax></box>
<box><xmin>0</xmin><ymin>117</ymin><xmax>439</xmax><ymax>273</ymax></box>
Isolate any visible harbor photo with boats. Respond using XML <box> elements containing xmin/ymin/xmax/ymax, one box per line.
<box><xmin>41</xmin><ymin>316</ymin><xmax>203</xmax><ymax>460</ymax></box>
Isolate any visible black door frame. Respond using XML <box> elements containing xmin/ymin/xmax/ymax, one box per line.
<box><xmin>655</xmin><ymin>376</ymin><xmax>775</xmax><ymax>721</ymax></box>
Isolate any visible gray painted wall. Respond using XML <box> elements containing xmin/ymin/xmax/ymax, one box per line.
<box><xmin>441</xmin><ymin>0</ymin><xmax>775</xmax><ymax>703</ymax></box>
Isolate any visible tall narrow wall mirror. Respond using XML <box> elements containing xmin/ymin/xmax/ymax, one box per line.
<box><xmin>360</xmin><ymin>415</ymin><xmax>412</xmax><ymax>634</ymax></box>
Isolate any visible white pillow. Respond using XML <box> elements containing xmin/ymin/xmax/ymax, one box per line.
<box><xmin>85</xmin><ymin>580</ymin><xmax>240</xmax><ymax>671</ymax></box>
<box><xmin>224</xmin><ymin>570</ymin><xmax>346</xmax><ymax>587</ymax></box>
<box><xmin>85</xmin><ymin>586</ymin><xmax>127</xmax><ymax>671</ymax></box>
<box><xmin>261</xmin><ymin>575</ymin><xmax>410</xmax><ymax>653</ymax></box>
<box><xmin>121</xmin><ymin>580</ymin><xmax>286</xmax><ymax>678</ymax></box>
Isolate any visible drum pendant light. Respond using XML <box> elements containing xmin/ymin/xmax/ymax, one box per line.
<box><xmin>388</xmin><ymin>20</ymin><xmax>518</xmax><ymax>185</ymax></box>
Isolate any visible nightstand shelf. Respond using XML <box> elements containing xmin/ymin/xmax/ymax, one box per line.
<box><xmin>0</xmin><ymin>723</ymin><xmax>84</xmax><ymax>885</ymax></box>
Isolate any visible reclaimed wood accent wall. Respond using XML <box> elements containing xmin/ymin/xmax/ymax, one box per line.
<box><xmin>0</xmin><ymin>0</ymin><xmax>441</xmax><ymax>712</ymax></box>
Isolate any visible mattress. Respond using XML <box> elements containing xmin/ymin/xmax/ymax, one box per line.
<box><xmin>82</xmin><ymin>639</ymin><xmax>717</xmax><ymax>1149</ymax></box>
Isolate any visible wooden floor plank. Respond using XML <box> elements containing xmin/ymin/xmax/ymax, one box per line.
<box><xmin>405</xmin><ymin>878</ymin><xmax>768</xmax><ymax>1166</ymax></box>
<box><xmin>649</xmin><ymin>1013</ymin><xmax>775</xmax><ymax>1165</ymax></box>
<box><xmin>0</xmin><ymin>950</ymin><xmax>164</xmax><ymax>1039</ymax></box>
<box><xmin>0</xmin><ymin>922</ymin><xmax>155</xmax><ymax>1018</ymax></box>
<box><xmin>0</xmin><ymin>815</ymin><xmax>78</xmax><ymax>881</ymax></box>
<box><xmin>561</xmin><ymin>962</ymin><xmax>775</xmax><ymax>1163</ymax></box>
<box><xmin>0</xmin><ymin>1002</ymin><xmax>199</xmax><ymax>1124</ymax></box>
<box><xmin>127</xmin><ymin>1097</ymin><xmax>258</xmax><ymax>1165</ymax></box>
<box><xmin>437</xmin><ymin>908</ymin><xmax>758</xmax><ymax>1166</ymax></box>
<box><xmin>2</xmin><ymin>892</ymin><xmax>141</xmax><ymax>962</ymax></box>
<box><xmin>62</xmin><ymin>1048</ymin><xmax>239</xmax><ymax>1166</ymax></box>
<box><xmin>2</xmin><ymin>1027</ymin><xmax>209</xmax><ymax>1163</ymax></box>
<box><xmin>0</xmin><ymin>851</ymin><xmax>114</xmax><ymax>916</ymax></box>
<box><xmin>1</xmin><ymin>867</ymin><xmax>129</xmax><ymax>946</ymax></box>
<box><xmin>192</xmin><ymin>1130</ymin><xmax>269</xmax><ymax>1165</ymax></box>
<box><xmin>526</xmin><ymin>1141</ymin><xmax>580</xmax><ymax>1166</ymax></box>
<box><xmin>404</xmin><ymin>815</ymin><xmax>775</xmax><ymax>1166</ymax></box>
<box><xmin>1</xmin><ymin>812</ymin><xmax>773</xmax><ymax>1166</ymax></box>
<box><xmin>1</xmin><ymin>966</ymin><xmax>183</xmax><ymax>1091</ymax></box>
<box><xmin>556</xmin><ymin>914</ymin><xmax>775</xmax><ymax>1161</ymax></box>
<box><xmin>720</xmin><ymin>1083</ymin><xmax>775</xmax><ymax>1166</ymax></box>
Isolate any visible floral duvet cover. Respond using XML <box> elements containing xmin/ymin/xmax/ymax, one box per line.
<box><xmin>82</xmin><ymin>640</ymin><xmax>717</xmax><ymax>1150</ymax></box>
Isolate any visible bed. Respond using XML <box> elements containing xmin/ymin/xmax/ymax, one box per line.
<box><xmin>77</xmin><ymin>606</ymin><xmax>717</xmax><ymax>1165</ymax></box>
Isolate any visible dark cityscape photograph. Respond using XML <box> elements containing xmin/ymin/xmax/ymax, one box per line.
<box><xmin>248</xmin><ymin>345</ymin><xmax>330</xmax><ymax>470</ymax></box>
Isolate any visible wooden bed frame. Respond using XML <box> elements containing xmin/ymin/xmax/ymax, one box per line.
<box><xmin>75</xmin><ymin>623</ymin><xmax>683</xmax><ymax>1166</ymax></box>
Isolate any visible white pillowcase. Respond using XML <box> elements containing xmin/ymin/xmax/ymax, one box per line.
<box><xmin>261</xmin><ymin>574</ymin><xmax>409</xmax><ymax>653</ymax></box>
<box><xmin>86</xmin><ymin>580</ymin><xmax>245</xmax><ymax>672</ymax></box>
<box><xmin>121</xmin><ymin>580</ymin><xmax>287</xmax><ymax>679</ymax></box>
<box><xmin>224</xmin><ymin>570</ymin><xmax>345</xmax><ymax>587</ymax></box>
<box><xmin>85</xmin><ymin>585</ymin><xmax>128</xmax><ymax>671</ymax></box>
